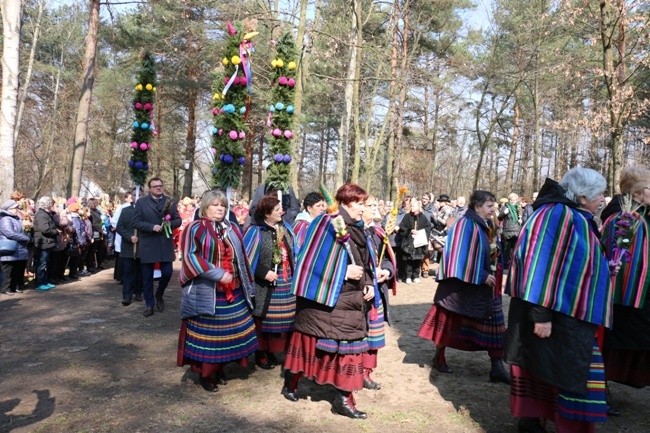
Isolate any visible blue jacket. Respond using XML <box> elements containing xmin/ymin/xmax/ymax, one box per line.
<box><xmin>0</xmin><ymin>210</ymin><xmax>31</xmax><ymax>261</ymax></box>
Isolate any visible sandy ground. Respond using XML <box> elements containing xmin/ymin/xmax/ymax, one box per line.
<box><xmin>0</xmin><ymin>262</ymin><xmax>648</xmax><ymax>433</ymax></box>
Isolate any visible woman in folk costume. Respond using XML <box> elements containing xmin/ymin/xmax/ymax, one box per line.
<box><xmin>600</xmin><ymin>167</ymin><xmax>650</xmax><ymax>393</ymax></box>
<box><xmin>243</xmin><ymin>195</ymin><xmax>297</xmax><ymax>370</ymax></box>
<box><xmin>398</xmin><ymin>197</ymin><xmax>432</xmax><ymax>284</ymax></box>
<box><xmin>292</xmin><ymin>191</ymin><xmax>326</xmax><ymax>249</ymax></box>
<box><xmin>282</xmin><ymin>183</ymin><xmax>377</xmax><ymax>419</ymax></box>
<box><xmin>504</xmin><ymin>167</ymin><xmax>613</xmax><ymax>433</ymax></box>
<box><xmin>361</xmin><ymin>196</ymin><xmax>397</xmax><ymax>390</ymax></box>
<box><xmin>177</xmin><ymin>190</ymin><xmax>258</xmax><ymax>393</ymax></box>
<box><xmin>418</xmin><ymin>190</ymin><xmax>510</xmax><ymax>384</ymax></box>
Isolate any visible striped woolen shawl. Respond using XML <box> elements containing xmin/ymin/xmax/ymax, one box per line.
<box><xmin>437</xmin><ymin>213</ymin><xmax>490</xmax><ymax>286</ymax></box>
<box><xmin>601</xmin><ymin>210</ymin><xmax>650</xmax><ymax>308</ymax></box>
<box><xmin>505</xmin><ymin>203</ymin><xmax>612</xmax><ymax>327</ymax></box>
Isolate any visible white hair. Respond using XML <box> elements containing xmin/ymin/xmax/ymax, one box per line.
<box><xmin>37</xmin><ymin>196</ymin><xmax>53</xmax><ymax>209</ymax></box>
<box><xmin>559</xmin><ymin>167</ymin><xmax>606</xmax><ymax>204</ymax></box>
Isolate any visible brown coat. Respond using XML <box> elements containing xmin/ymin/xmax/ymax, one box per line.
<box><xmin>294</xmin><ymin>207</ymin><xmax>373</xmax><ymax>341</ymax></box>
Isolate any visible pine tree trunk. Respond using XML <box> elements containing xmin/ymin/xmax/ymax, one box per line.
<box><xmin>68</xmin><ymin>0</ymin><xmax>100</xmax><ymax>197</ymax></box>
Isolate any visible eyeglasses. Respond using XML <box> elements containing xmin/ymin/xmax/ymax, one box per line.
<box><xmin>150</xmin><ymin>184</ymin><xmax>163</xmax><ymax>188</ymax></box>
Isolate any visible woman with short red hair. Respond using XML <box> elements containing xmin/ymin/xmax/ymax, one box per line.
<box><xmin>282</xmin><ymin>183</ymin><xmax>377</xmax><ymax>419</ymax></box>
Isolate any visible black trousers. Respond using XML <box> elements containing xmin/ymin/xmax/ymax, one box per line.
<box><xmin>1</xmin><ymin>260</ymin><xmax>27</xmax><ymax>292</ymax></box>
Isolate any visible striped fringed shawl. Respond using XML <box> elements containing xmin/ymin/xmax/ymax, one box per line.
<box><xmin>437</xmin><ymin>215</ymin><xmax>490</xmax><ymax>285</ymax></box>
<box><xmin>601</xmin><ymin>211</ymin><xmax>650</xmax><ymax>308</ymax></box>
<box><xmin>292</xmin><ymin>213</ymin><xmax>349</xmax><ymax>307</ymax></box>
<box><xmin>243</xmin><ymin>221</ymin><xmax>296</xmax><ymax>273</ymax></box>
<box><xmin>179</xmin><ymin>218</ymin><xmax>253</xmax><ymax>287</ymax></box>
<box><xmin>505</xmin><ymin>203</ymin><xmax>612</xmax><ymax>327</ymax></box>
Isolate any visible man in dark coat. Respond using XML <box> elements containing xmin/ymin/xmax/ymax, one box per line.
<box><xmin>116</xmin><ymin>200</ymin><xmax>143</xmax><ymax>306</ymax></box>
<box><xmin>33</xmin><ymin>197</ymin><xmax>59</xmax><ymax>290</ymax></box>
<box><xmin>132</xmin><ymin>178</ymin><xmax>182</xmax><ymax>317</ymax></box>
<box><xmin>248</xmin><ymin>184</ymin><xmax>300</xmax><ymax>227</ymax></box>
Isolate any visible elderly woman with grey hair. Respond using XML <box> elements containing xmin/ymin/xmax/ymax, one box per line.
<box><xmin>32</xmin><ymin>196</ymin><xmax>59</xmax><ymax>291</ymax></box>
<box><xmin>177</xmin><ymin>189</ymin><xmax>258</xmax><ymax>393</ymax></box>
<box><xmin>504</xmin><ymin>167</ymin><xmax>613</xmax><ymax>433</ymax></box>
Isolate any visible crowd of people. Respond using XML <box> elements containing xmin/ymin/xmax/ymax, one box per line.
<box><xmin>2</xmin><ymin>165</ymin><xmax>649</xmax><ymax>431</ymax></box>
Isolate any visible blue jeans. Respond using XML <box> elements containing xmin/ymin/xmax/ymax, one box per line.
<box><xmin>141</xmin><ymin>261</ymin><xmax>173</xmax><ymax>309</ymax></box>
<box><xmin>122</xmin><ymin>257</ymin><xmax>143</xmax><ymax>301</ymax></box>
<box><xmin>35</xmin><ymin>249</ymin><xmax>51</xmax><ymax>286</ymax></box>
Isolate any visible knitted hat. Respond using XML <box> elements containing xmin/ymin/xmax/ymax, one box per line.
<box><xmin>1</xmin><ymin>200</ymin><xmax>20</xmax><ymax>210</ymax></box>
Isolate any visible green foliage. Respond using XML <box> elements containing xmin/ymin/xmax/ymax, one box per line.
<box><xmin>265</xmin><ymin>32</ymin><xmax>298</xmax><ymax>193</ymax></box>
<box><xmin>129</xmin><ymin>53</ymin><xmax>157</xmax><ymax>186</ymax></box>
<box><xmin>211</xmin><ymin>21</ymin><xmax>254</xmax><ymax>189</ymax></box>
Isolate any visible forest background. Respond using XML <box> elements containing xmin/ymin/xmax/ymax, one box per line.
<box><xmin>0</xmin><ymin>0</ymin><xmax>648</xmax><ymax>203</ymax></box>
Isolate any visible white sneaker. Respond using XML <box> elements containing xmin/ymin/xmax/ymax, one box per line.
<box><xmin>406</xmin><ymin>278</ymin><xmax>412</xmax><ymax>284</ymax></box>
<box><xmin>414</xmin><ymin>278</ymin><xmax>421</xmax><ymax>284</ymax></box>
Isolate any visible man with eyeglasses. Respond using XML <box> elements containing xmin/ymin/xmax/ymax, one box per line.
<box><xmin>132</xmin><ymin>178</ymin><xmax>182</xmax><ymax>317</ymax></box>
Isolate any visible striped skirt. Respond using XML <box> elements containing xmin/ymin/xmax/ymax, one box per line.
<box><xmin>418</xmin><ymin>298</ymin><xmax>506</xmax><ymax>356</ymax></box>
<box><xmin>260</xmin><ymin>270</ymin><xmax>295</xmax><ymax>334</ymax></box>
<box><xmin>284</xmin><ymin>331</ymin><xmax>366</xmax><ymax>392</ymax></box>
<box><xmin>367</xmin><ymin>302</ymin><xmax>386</xmax><ymax>351</ymax></box>
<box><xmin>177</xmin><ymin>287</ymin><xmax>258</xmax><ymax>367</ymax></box>
<box><xmin>510</xmin><ymin>340</ymin><xmax>607</xmax><ymax>425</ymax></box>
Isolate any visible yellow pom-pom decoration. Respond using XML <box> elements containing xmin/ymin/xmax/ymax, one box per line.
<box><xmin>153</xmin><ymin>86</ymin><xmax>156</xmax><ymax>92</ymax></box>
<box><xmin>213</xmin><ymin>93</ymin><xmax>219</xmax><ymax>100</ymax></box>
<box><xmin>271</xmin><ymin>59</ymin><xmax>278</xmax><ymax>68</ymax></box>
<box><xmin>231</xmin><ymin>55</ymin><xmax>241</xmax><ymax>65</ymax></box>
<box><xmin>288</xmin><ymin>61</ymin><xmax>297</xmax><ymax>70</ymax></box>
<box><xmin>135</xmin><ymin>84</ymin><xmax>143</xmax><ymax>91</ymax></box>
<box><xmin>145</xmin><ymin>83</ymin><xmax>153</xmax><ymax>91</ymax></box>
<box><xmin>222</xmin><ymin>57</ymin><xmax>229</xmax><ymax>66</ymax></box>
<box><xmin>242</xmin><ymin>32</ymin><xmax>259</xmax><ymax>41</ymax></box>
<box><xmin>276</xmin><ymin>59</ymin><xmax>284</xmax><ymax>68</ymax></box>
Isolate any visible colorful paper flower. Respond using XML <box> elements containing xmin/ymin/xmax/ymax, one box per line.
<box><xmin>238</xmin><ymin>156</ymin><xmax>246</xmax><ymax>165</ymax></box>
<box><xmin>222</xmin><ymin>57</ymin><xmax>230</xmax><ymax>66</ymax></box>
<box><xmin>133</xmin><ymin>121</ymin><xmax>139</xmax><ymax>128</ymax></box>
<box><xmin>223</xmin><ymin>154</ymin><xmax>234</xmax><ymax>164</ymax></box>
<box><xmin>284</xmin><ymin>130</ymin><xmax>293</xmax><ymax>139</ymax></box>
<box><xmin>139</xmin><ymin>143</ymin><xmax>148</xmax><ymax>150</ymax></box>
<box><xmin>135</xmin><ymin>84</ymin><xmax>143</xmax><ymax>91</ymax></box>
<box><xmin>131</xmin><ymin>142</ymin><xmax>138</xmax><ymax>149</ymax></box>
<box><xmin>278</xmin><ymin>76</ymin><xmax>288</xmax><ymax>86</ymax></box>
<box><xmin>231</xmin><ymin>55</ymin><xmax>241</xmax><ymax>65</ymax></box>
<box><xmin>229</xmin><ymin>130</ymin><xmax>238</xmax><ymax>140</ymax></box>
<box><xmin>288</xmin><ymin>78</ymin><xmax>296</xmax><ymax>87</ymax></box>
<box><xmin>238</xmin><ymin>131</ymin><xmax>246</xmax><ymax>140</ymax></box>
<box><xmin>283</xmin><ymin>154</ymin><xmax>292</xmax><ymax>163</ymax></box>
<box><xmin>135</xmin><ymin>102</ymin><xmax>143</xmax><ymax>110</ymax></box>
<box><xmin>141</xmin><ymin>122</ymin><xmax>149</xmax><ymax>130</ymax></box>
<box><xmin>146</xmin><ymin>84</ymin><xmax>153</xmax><ymax>91</ymax></box>
<box><xmin>274</xmin><ymin>154</ymin><xmax>284</xmax><ymax>162</ymax></box>
<box><xmin>288</xmin><ymin>61</ymin><xmax>297</xmax><ymax>70</ymax></box>
<box><xmin>275</xmin><ymin>102</ymin><xmax>285</xmax><ymax>111</ymax></box>
<box><xmin>286</xmin><ymin>105</ymin><xmax>295</xmax><ymax>114</ymax></box>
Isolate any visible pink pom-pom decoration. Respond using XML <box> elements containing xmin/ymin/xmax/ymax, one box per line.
<box><xmin>139</xmin><ymin>143</ymin><xmax>148</xmax><ymax>150</ymax></box>
<box><xmin>288</xmin><ymin>78</ymin><xmax>296</xmax><ymax>87</ymax></box>
<box><xmin>278</xmin><ymin>76</ymin><xmax>288</xmax><ymax>86</ymax></box>
<box><xmin>135</xmin><ymin>102</ymin><xmax>143</xmax><ymax>110</ymax></box>
<box><xmin>131</xmin><ymin>142</ymin><xmax>138</xmax><ymax>149</ymax></box>
<box><xmin>143</xmin><ymin>103</ymin><xmax>153</xmax><ymax>111</ymax></box>
<box><xmin>238</xmin><ymin>131</ymin><xmax>245</xmax><ymax>139</ymax></box>
<box><xmin>212</xmin><ymin>108</ymin><xmax>219</xmax><ymax>115</ymax></box>
<box><xmin>153</xmin><ymin>131</ymin><xmax>158</xmax><ymax>137</ymax></box>
<box><xmin>165</xmin><ymin>214</ymin><xmax>171</xmax><ymax>221</ymax></box>
<box><xmin>219</xmin><ymin>108</ymin><xmax>225</xmax><ymax>114</ymax></box>
<box><xmin>233</xmin><ymin>77</ymin><xmax>241</xmax><ymax>85</ymax></box>
<box><xmin>284</xmin><ymin>130</ymin><xmax>293</xmax><ymax>139</ymax></box>
<box><xmin>224</xmin><ymin>77</ymin><xmax>230</xmax><ymax>84</ymax></box>
<box><xmin>211</xmin><ymin>148</ymin><xmax>217</xmax><ymax>155</ymax></box>
<box><xmin>240</xmin><ymin>77</ymin><xmax>248</xmax><ymax>86</ymax></box>
<box><xmin>218</xmin><ymin>129</ymin><xmax>223</xmax><ymax>136</ymax></box>
<box><xmin>229</xmin><ymin>130</ymin><xmax>238</xmax><ymax>140</ymax></box>
<box><xmin>227</xmin><ymin>21</ymin><xmax>236</xmax><ymax>36</ymax></box>
<box><xmin>272</xmin><ymin>128</ymin><xmax>282</xmax><ymax>137</ymax></box>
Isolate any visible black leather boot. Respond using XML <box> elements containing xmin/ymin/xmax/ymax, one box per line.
<box><xmin>255</xmin><ymin>350</ymin><xmax>276</xmax><ymax>370</ymax></box>
<box><xmin>489</xmin><ymin>357</ymin><xmax>511</xmax><ymax>384</ymax></box>
<box><xmin>281</xmin><ymin>370</ymin><xmax>300</xmax><ymax>402</ymax></box>
<box><xmin>517</xmin><ymin>417</ymin><xmax>547</xmax><ymax>433</ymax></box>
<box><xmin>432</xmin><ymin>347</ymin><xmax>452</xmax><ymax>373</ymax></box>
<box><xmin>331</xmin><ymin>391</ymin><xmax>367</xmax><ymax>419</ymax></box>
<box><xmin>363</xmin><ymin>368</ymin><xmax>381</xmax><ymax>390</ymax></box>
